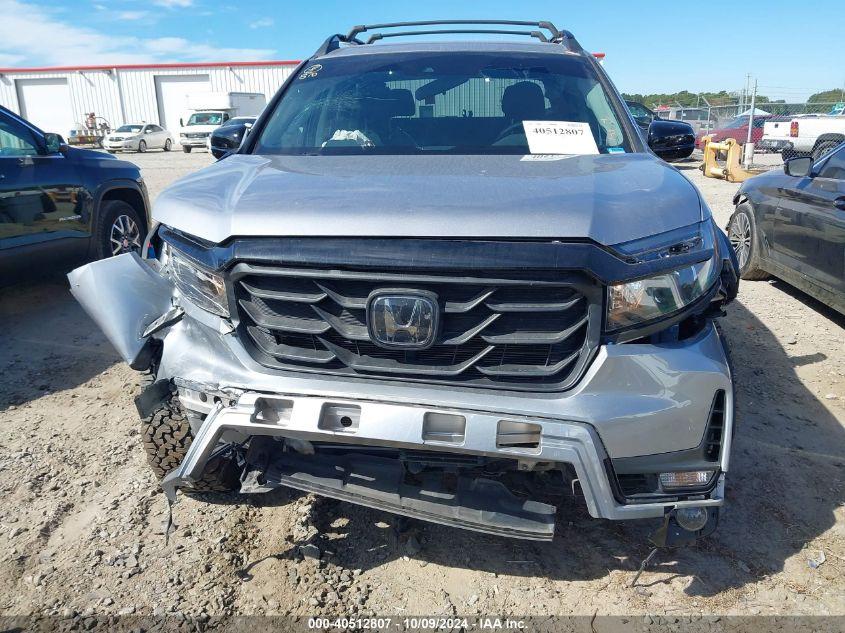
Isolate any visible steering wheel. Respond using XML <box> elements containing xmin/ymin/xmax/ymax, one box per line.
<box><xmin>492</xmin><ymin>121</ymin><xmax>527</xmax><ymax>145</ymax></box>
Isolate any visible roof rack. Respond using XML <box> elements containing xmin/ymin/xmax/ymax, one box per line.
<box><xmin>312</xmin><ymin>20</ymin><xmax>584</xmax><ymax>56</ymax></box>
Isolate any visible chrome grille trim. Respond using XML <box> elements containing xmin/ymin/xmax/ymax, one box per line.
<box><xmin>230</xmin><ymin>263</ymin><xmax>602</xmax><ymax>391</ymax></box>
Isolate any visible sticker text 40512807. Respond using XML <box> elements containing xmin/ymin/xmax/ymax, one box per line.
<box><xmin>521</xmin><ymin>120</ymin><xmax>599</xmax><ymax>155</ymax></box>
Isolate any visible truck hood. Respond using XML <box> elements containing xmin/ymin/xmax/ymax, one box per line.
<box><xmin>66</xmin><ymin>146</ymin><xmax>139</xmax><ymax>171</ymax></box>
<box><xmin>154</xmin><ymin>153</ymin><xmax>704</xmax><ymax>246</ymax></box>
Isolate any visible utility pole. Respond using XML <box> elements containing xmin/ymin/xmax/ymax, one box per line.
<box><xmin>700</xmin><ymin>94</ymin><xmax>712</xmax><ymax>133</ymax></box>
<box><xmin>744</xmin><ymin>78</ymin><xmax>757</xmax><ymax>166</ymax></box>
<box><xmin>741</xmin><ymin>73</ymin><xmax>751</xmax><ymax>114</ymax></box>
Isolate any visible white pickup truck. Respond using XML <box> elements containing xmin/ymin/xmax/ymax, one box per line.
<box><xmin>178</xmin><ymin>92</ymin><xmax>266</xmax><ymax>153</ymax></box>
<box><xmin>782</xmin><ymin>115</ymin><xmax>845</xmax><ymax>161</ymax></box>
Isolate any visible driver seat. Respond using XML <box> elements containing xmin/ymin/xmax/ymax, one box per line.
<box><xmin>501</xmin><ymin>81</ymin><xmax>546</xmax><ymax>122</ymax></box>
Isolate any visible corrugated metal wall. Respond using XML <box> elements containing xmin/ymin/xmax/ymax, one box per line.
<box><xmin>389</xmin><ymin>78</ymin><xmax>549</xmax><ymax>118</ymax></box>
<box><xmin>0</xmin><ymin>70</ymin><xmax>123</xmax><ymax>129</ymax></box>
<box><xmin>0</xmin><ymin>63</ymin><xmax>296</xmax><ymax>130</ymax></box>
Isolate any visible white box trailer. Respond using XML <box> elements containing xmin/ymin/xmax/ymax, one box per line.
<box><xmin>184</xmin><ymin>91</ymin><xmax>265</xmax><ymax>114</ymax></box>
<box><xmin>179</xmin><ymin>91</ymin><xmax>266</xmax><ymax>152</ymax></box>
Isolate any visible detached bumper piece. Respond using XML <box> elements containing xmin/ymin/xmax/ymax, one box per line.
<box><xmin>242</xmin><ymin>448</ymin><xmax>556</xmax><ymax>540</ymax></box>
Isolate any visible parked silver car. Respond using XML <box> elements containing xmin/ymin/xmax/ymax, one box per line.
<box><xmin>69</xmin><ymin>20</ymin><xmax>739</xmax><ymax>548</ymax></box>
<box><xmin>104</xmin><ymin>123</ymin><xmax>173</xmax><ymax>153</ymax></box>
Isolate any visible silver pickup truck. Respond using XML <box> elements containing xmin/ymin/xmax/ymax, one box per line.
<box><xmin>68</xmin><ymin>20</ymin><xmax>739</xmax><ymax>548</ymax></box>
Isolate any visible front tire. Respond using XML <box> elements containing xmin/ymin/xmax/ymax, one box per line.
<box><xmin>138</xmin><ymin>140</ymin><xmax>147</xmax><ymax>153</ymax></box>
<box><xmin>164</xmin><ymin>138</ymin><xmax>172</xmax><ymax>151</ymax></box>
<box><xmin>182</xmin><ymin>145</ymin><xmax>192</xmax><ymax>153</ymax></box>
<box><xmin>95</xmin><ymin>199</ymin><xmax>144</xmax><ymax>259</ymax></box>
<box><xmin>141</xmin><ymin>386</ymin><xmax>240</xmax><ymax>492</ymax></box>
<box><xmin>728</xmin><ymin>202</ymin><xmax>769</xmax><ymax>280</ymax></box>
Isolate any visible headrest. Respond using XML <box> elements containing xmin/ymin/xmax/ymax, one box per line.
<box><xmin>359</xmin><ymin>84</ymin><xmax>416</xmax><ymax>118</ymax></box>
<box><xmin>501</xmin><ymin>81</ymin><xmax>546</xmax><ymax>121</ymax></box>
<box><xmin>388</xmin><ymin>88</ymin><xmax>416</xmax><ymax>117</ymax></box>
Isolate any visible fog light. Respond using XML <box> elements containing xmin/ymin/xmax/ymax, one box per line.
<box><xmin>675</xmin><ymin>507</ymin><xmax>709</xmax><ymax>532</ymax></box>
<box><xmin>659</xmin><ymin>470</ymin><xmax>713</xmax><ymax>490</ymax></box>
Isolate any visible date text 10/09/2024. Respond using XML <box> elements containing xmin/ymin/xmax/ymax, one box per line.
<box><xmin>307</xmin><ymin>617</ymin><xmax>527</xmax><ymax>630</ymax></box>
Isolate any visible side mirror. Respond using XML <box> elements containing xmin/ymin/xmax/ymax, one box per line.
<box><xmin>179</xmin><ymin>118</ymin><xmax>184</xmax><ymax>127</ymax></box>
<box><xmin>43</xmin><ymin>133</ymin><xmax>68</xmax><ymax>154</ymax></box>
<box><xmin>784</xmin><ymin>156</ymin><xmax>813</xmax><ymax>177</ymax></box>
<box><xmin>211</xmin><ymin>122</ymin><xmax>252</xmax><ymax>161</ymax></box>
<box><xmin>647</xmin><ymin>119</ymin><xmax>695</xmax><ymax>161</ymax></box>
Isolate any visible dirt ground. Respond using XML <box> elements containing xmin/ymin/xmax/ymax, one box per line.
<box><xmin>1</xmin><ymin>149</ymin><xmax>843</xmax><ymax>626</ymax></box>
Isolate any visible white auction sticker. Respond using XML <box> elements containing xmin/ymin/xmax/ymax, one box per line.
<box><xmin>522</xmin><ymin>121</ymin><xmax>599</xmax><ymax>155</ymax></box>
<box><xmin>519</xmin><ymin>154</ymin><xmax>573</xmax><ymax>162</ymax></box>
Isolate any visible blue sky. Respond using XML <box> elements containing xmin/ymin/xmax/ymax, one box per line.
<box><xmin>1</xmin><ymin>0</ymin><xmax>843</xmax><ymax>100</ymax></box>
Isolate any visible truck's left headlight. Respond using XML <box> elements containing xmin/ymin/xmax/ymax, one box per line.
<box><xmin>607</xmin><ymin>258</ymin><xmax>717</xmax><ymax>331</ymax></box>
<box><xmin>163</xmin><ymin>243</ymin><xmax>229</xmax><ymax>317</ymax></box>
<box><xmin>606</xmin><ymin>221</ymin><xmax>721</xmax><ymax>332</ymax></box>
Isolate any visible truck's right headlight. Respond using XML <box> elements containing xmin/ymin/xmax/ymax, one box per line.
<box><xmin>606</xmin><ymin>221</ymin><xmax>721</xmax><ymax>332</ymax></box>
<box><xmin>162</xmin><ymin>243</ymin><xmax>229</xmax><ymax>317</ymax></box>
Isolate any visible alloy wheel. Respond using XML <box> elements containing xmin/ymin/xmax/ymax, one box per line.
<box><xmin>110</xmin><ymin>214</ymin><xmax>142</xmax><ymax>256</ymax></box>
<box><xmin>728</xmin><ymin>213</ymin><xmax>752</xmax><ymax>270</ymax></box>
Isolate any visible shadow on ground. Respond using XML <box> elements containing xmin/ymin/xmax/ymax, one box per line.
<box><xmin>0</xmin><ymin>273</ymin><xmax>118</xmax><ymax>411</ymax></box>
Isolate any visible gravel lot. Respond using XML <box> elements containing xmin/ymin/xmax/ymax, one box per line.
<box><xmin>1</xmin><ymin>149</ymin><xmax>843</xmax><ymax>625</ymax></box>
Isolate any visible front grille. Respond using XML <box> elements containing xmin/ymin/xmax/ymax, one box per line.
<box><xmin>186</xmin><ymin>132</ymin><xmax>209</xmax><ymax>139</ymax></box>
<box><xmin>231</xmin><ymin>264</ymin><xmax>600</xmax><ymax>391</ymax></box>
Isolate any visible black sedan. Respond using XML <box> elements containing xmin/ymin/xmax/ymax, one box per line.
<box><xmin>727</xmin><ymin>143</ymin><xmax>845</xmax><ymax>314</ymax></box>
<box><xmin>0</xmin><ymin>106</ymin><xmax>149</xmax><ymax>280</ymax></box>
<box><xmin>209</xmin><ymin>116</ymin><xmax>256</xmax><ymax>159</ymax></box>
<box><xmin>625</xmin><ymin>101</ymin><xmax>696</xmax><ymax>161</ymax></box>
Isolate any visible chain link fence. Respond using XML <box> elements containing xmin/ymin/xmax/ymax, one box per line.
<box><xmin>653</xmin><ymin>100</ymin><xmax>845</xmax><ymax>170</ymax></box>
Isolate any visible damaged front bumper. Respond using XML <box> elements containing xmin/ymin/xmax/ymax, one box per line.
<box><xmin>158</xmin><ymin>387</ymin><xmax>727</xmax><ymax>542</ymax></box>
<box><xmin>69</xmin><ymin>253</ymin><xmax>733</xmax><ymax>544</ymax></box>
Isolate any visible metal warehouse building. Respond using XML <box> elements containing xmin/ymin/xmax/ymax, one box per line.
<box><xmin>0</xmin><ymin>60</ymin><xmax>299</xmax><ymax>137</ymax></box>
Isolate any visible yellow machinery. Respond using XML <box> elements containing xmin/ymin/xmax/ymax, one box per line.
<box><xmin>699</xmin><ymin>136</ymin><xmax>765</xmax><ymax>183</ymax></box>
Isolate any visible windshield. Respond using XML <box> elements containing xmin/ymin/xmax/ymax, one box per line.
<box><xmin>626</xmin><ymin>101</ymin><xmax>653</xmax><ymax>125</ymax></box>
<box><xmin>222</xmin><ymin>117</ymin><xmax>255</xmax><ymax>128</ymax></box>
<box><xmin>254</xmin><ymin>52</ymin><xmax>631</xmax><ymax>155</ymax></box>
<box><xmin>116</xmin><ymin>125</ymin><xmax>143</xmax><ymax>133</ymax></box>
<box><xmin>187</xmin><ymin>112</ymin><xmax>224</xmax><ymax>126</ymax></box>
<box><xmin>723</xmin><ymin>116</ymin><xmax>768</xmax><ymax>129</ymax></box>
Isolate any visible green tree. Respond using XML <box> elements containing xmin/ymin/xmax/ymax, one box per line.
<box><xmin>808</xmin><ymin>89</ymin><xmax>845</xmax><ymax>103</ymax></box>
<box><xmin>622</xmin><ymin>90</ymin><xmax>751</xmax><ymax>108</ymax></box>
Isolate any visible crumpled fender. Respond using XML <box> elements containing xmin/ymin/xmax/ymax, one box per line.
<box><xmin>68</xmin><ymin>253</ymin><xmax>175</xmax><ymax>368</ymax></box>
